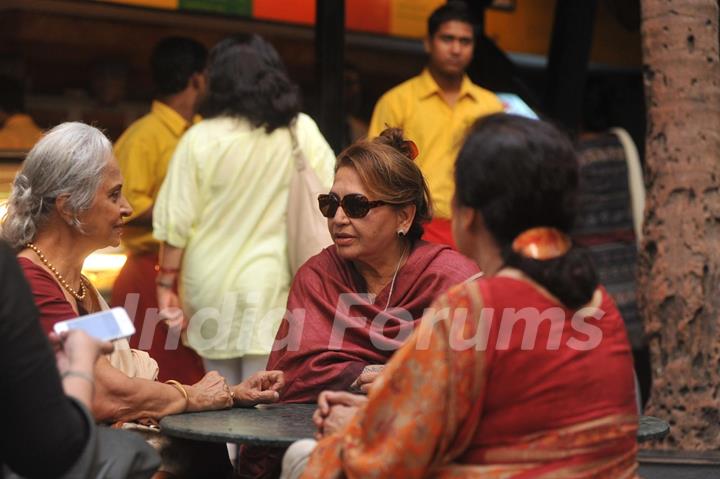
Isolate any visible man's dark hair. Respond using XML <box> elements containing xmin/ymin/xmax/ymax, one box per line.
<box><xmin>200</xmin><ymin>34</ymin><xmax>301</xmax><ymax>133</ymax></box>
<box><xmin>0</xmin><ymin>75</ymin><xmax>25</xmax><ymax>114</ymax></box>
<box><xmin>427</xmin><ymin>1</ymin><xmax>476</xmax><ymax>38</ymax></box>
<box><xmin>151</xmin><ymin>37</ymin><xmax>208</xmax><ymax>97</ymax></box>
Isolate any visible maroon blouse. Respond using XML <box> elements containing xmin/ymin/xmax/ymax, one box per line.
<box><xmin>18</xmin><ymin>257</ymin><xmax>88</xmax><ymax>335</ymax></box>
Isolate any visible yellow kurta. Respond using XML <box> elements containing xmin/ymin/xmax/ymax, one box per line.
<box><xmin>369</xmin><ymin>70</ymin><xmax>503</xmax><ymax>220</ymax></box>
<box><xmin>114</xmin><ymin>101</ymin><xmax>196</xmax><ymax>254</ymax></box>
<box><xmin>153</xmin><ymin>113</ymin><xmax>336</xmax><ymax>358</ymax></box>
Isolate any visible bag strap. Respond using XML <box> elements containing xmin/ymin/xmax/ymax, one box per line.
<box><xmin>289</xmin><ymin>121</ymin><xmax>307</xmax><ymax>172</ymax></box>
<box><xmin>610</xmin><ymin>127</ymin><xmax>645</xmax><ymax>246</ymax></box>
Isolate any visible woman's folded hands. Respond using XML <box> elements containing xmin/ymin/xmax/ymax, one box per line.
<box><xmin>313</xmin><ymin>391</ymin><xmax>368</xmax><ymax>439</ymax></box>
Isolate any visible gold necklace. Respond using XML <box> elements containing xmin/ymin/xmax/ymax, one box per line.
<box><xmin>26</xmin><ymin>242</ymin><xmax>87</xmax><ymax>301</ymax></box>
<box><xmin>383</xmin><ymin>242</ymin><xmax>409</xmax><ymax>312</ymax></box>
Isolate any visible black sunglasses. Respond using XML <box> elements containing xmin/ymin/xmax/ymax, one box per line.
<box><xmin>318</xmin><ymin>193</ymin><xmax>388</xmax><ymax>219</ymax></box>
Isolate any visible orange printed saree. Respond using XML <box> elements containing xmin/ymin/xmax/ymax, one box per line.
<box><xmin>301</xmin><ymin>274</ymin><xmax>639</xmax><ymax>478</ymax></box>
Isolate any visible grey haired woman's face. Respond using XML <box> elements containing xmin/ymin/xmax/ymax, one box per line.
<box><xmin>75</xmin><ymin>156</ymin><xmax>132</xmax><ymax>249</ymax></box>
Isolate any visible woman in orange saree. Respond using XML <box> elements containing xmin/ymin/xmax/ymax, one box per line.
<box><xmin>287</xmin><ymin>114</ymin><xmax>638</xmax><ymax>479</ymax></box>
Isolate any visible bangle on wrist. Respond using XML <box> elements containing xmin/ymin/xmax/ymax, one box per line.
<box><xmin>156</xmin><ymin>277</ymin><xmax>174</xmax><ymax>289</ymax></box>
<box><xmin>62</xmin><ymin>370</ymin><xmax>94</xmax><ymax>386</ymax></box>
<box><xmin>155</xmin><ymin>265</ymin><xmax>180</xmax><ymax>275</ymax></box>
<box><xmin>165</xmin><ymin>380</ymin><xmax>189</xmax><ymax>411</ymax></box>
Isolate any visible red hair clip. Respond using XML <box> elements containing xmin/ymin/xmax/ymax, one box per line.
<box><xmin>403</xmin><ymin>140</ymin><xmax>419</xmax><ymax>160</ymax></box>
<box><xmin>511</xmin><ymin>227</ymin><xmax>571</xmax><ymax>260</ymax></box>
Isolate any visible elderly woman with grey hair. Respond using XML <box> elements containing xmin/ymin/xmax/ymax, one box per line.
<box><xmin>1</xmin><ymin>122</ymin><xmax>285</xmax><ymax>427</ymax></box>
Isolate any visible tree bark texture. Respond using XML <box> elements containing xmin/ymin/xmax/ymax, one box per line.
<box><xmin>639</xmin><ymin>0</ymin><xmax>720</xmax><ymax>449</ymax></box>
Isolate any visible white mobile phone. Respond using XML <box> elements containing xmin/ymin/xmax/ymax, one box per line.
<box><xmin>53</xmin><ymin>307</ymin><xmax>135</xmax><ymax>342</ymax></box>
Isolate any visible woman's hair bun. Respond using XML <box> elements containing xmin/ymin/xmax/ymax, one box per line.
<box><xmin>9</xmin><ymin>173</ymin><xmax>34</xmax><ymax>214</ymax></box>
<box><xmin>375</xmin><ymin>127</ymin><xmax>416</xmax><ymax>160</ymax></box>
<box><xmin>13</xmin><ymin>173</ymin><xmax>30</xmax><ymax>193</ymax></box>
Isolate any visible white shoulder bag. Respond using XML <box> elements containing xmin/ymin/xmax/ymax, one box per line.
<box><xmin>286</xmin><ymin>125</ymin><xmax>333</xmax><ymax>274</ymax></box>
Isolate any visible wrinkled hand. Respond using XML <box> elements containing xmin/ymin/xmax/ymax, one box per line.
<box><xmin>313</xmin><ymin>391</ymin><xmax>368</xmax><ymax>439</ymax></box>
<box><xmin>349</xmin><ymin>364</ymin><xmax>384</xmax><ymax>394</ymax></box>
<box><xmin>157</xmin><ymin>286</ymin><xmax>186</xmax><ymax>331</ymax></box>
<box><xmin>321</xmin><ymin>405</ymin><xmax>357</xmax><ymax>438</ymax></box>
<box><xmin>50</xmin><ymin>330</ymin><xmax>114</xmax><ymax>376</ymax></box>
<box><xmin>185</xmin><ymin>371</ymin><xmax>233</xmax><ymax>412</ymax></box>
<box><xmin>232</xmin><ymin>370</ymin><xmax>285</xmax><ymax>407</ymax></box>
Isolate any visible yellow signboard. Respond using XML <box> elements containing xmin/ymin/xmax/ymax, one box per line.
<box><xmin>389</xmin><ymin>0</ymin><xmax>443</xmax><ymax>38</ymax></box>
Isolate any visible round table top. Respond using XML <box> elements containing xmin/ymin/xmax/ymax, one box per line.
<box><xmin>161</xmin><ymin>406</ymin><xmax>669</xmax><ymax>447</ymax></box>
<box><xmin>160</xmin><ymin>403</ymin><xmax>317</xmax><ymax>447</ymax></box>
<box><xmin>638</xmin><ymin>415</ymin><xmax>670</xmax><ymax>442</ymax></box>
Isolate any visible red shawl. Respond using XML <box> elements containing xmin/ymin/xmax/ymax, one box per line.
<box><xmin>267</xmin><ymin>240</ymin><xmax>479</xmax><ymax>403</ymax></box>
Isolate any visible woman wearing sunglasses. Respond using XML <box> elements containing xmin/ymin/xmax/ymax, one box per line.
<box><xmin>266</xmin><ymin>128</ymin><xmax>479</xmax><ymax>405</ymax></box>
<box><xmin>285</xmin><ymin>115</ymin><xmax>638</xmax><ymax>479</ymax></box>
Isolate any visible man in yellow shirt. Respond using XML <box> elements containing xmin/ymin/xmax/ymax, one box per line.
<box><xmin>111</xmin><ymin>37</ymin><xmax>208</xmax><ymax>384</ymax></box>
<box><xmin>0</xmin><ymin>75</ymin><xmax>43</xmax><ymax>151</ymax></box>
<box><xmin>369</xmin><ymin>2</ymin><xmax>504</xmax><ymax>246</ymax></box>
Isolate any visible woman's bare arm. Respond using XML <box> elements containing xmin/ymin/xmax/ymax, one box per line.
<box><xmin>92</xmin><ymin>356</ymin><xmax>186</xmax><ymax>422</ymax></box>
<box><xmin>92</xmin><ymin>357</ymin><xmax>234</xmax><ymax>423</ymax></box>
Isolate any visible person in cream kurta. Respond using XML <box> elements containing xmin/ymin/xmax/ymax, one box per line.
<box><xmin>154</xmin><ymin>113</ymin><xmax>334</xmax><ymax>375</ymax></box>
<box><xmin>154</xmin><ymin>36</ymin><xmax>337</xmax><ymax>389</ymax></box>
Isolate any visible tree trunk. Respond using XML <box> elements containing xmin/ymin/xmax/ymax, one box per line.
<box><xmin>638</xmin><ymin>0</ymin><xmax>720</xmax><ymax>449</ymax></box>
